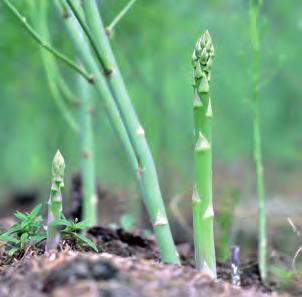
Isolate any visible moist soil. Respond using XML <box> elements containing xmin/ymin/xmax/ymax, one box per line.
<box><xmin>0</xmin><ymin>225</ymin><xmax>293</xmax><ymax>297</ymax></box>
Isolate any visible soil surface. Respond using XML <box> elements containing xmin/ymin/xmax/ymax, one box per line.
<box><xmin>0</xmin><ymin>226</ymin><xmax>293</xmax><ymax>297</ymax></box>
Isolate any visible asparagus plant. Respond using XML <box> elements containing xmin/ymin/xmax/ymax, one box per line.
<box><xmin>55</xmin><ymin>1</ymin><xmax>180</xmax><ymax>264</ymax></box>
<box><xmin>191</xmin><ymin>31</ymin><xmax>216</xmax><ymax>277</ymax></box>
<box><xmin>78</xmin><ymin>74</ymin><xmax>97</xmax><ymax>226</ymax></box>
<box><xmin>46</xmin><ymin>150</ymin><xmax>65</xmax><ymax>252</ymax></box>
<box><xmin>248</xmin><ymin>0</ymin><xmax>267</xmax><ymax>280</ymax></box>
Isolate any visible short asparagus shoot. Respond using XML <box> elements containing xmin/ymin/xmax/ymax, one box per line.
<box><xmin>46</xmin><ymin>150</ymin><xmax>65</xmax><ymax>252</ymax></box>
<box><xmin>192</xmin><ymin>30</ymin><xmax>216</xmax><ymax>277</ymax></box>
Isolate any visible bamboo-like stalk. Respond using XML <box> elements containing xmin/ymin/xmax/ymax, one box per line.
<box><xmin>78</xmin><ymin>74</ymin><xmax>98</xmax><ymax>226</ymax></box>
<box><xmin>66</xmin><ymin>0</ymin><xmax>179</xmax><ymax>264</ymax></box>
<box><xmin>191</xmin><ymin>31</ymin><xmax>216</xmax><ymax>277</ymax></box>
<box><xmin>248</xmin><ymin>0</ymin><xmax>267</xmax><ymax>280</ymax></box>
<box><xmin>46</xmin><ymin>150</ymin><xmax>65</xmax><ymax>252</ymax></box>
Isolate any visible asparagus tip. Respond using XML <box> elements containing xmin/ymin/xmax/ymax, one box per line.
<box><xmin>52</xmin><ymin>150</ymin><xmax>65</xmax><ymax>178</ymax></box>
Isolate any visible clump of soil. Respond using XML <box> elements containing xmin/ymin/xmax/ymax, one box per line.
<box><xmin>0</xmin><ymin>225</ymin><xmax>289</xmax><ymax>297</ymax></box>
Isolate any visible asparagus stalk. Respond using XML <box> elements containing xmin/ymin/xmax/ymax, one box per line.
<box><xmin>66</xmin><ymin>0</ymin><xmax>179</xmax><ymax>264</ymax></box>
<box><xmin>248</xmin><ymin>0</ymin><xmax>267</xmax><ymax>280</ymax></box>
<box><xmin>191</xmin><ymin>31</ymin><xmax>216</xmax><ymax>277</ymax></box>
<box><xmin>31</xmin><ymin>1</ymin><xmax>79</xmax><ymax>132</ymax></box>
<box><xmin>46</xmin><ymin>150</ymin><xmax>65</xmax><ymax>252</ymax></box>
<box><xmin>78</xmin><ymin>74</ymin><xmax>98</xmax><ymax>226</ymax></box>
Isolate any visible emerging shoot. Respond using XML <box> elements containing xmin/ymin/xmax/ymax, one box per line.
<box><xmin>46</xmin><ymin>150</ymin><xmax>65</xmax><ymax>252</ymax></box>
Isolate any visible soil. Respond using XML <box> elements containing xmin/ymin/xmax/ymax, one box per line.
<box><xmin>0</xmin><ymin>226</ymin><xmax>292</xmax><ymax>297</ymax></box>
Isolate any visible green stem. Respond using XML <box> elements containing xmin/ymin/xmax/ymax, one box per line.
<box><xmin>57</xmin><ymin>76</ymin><xmax>79</xmax><ymax>105</ymax></box>
<box><xmin>78</xmin><ymin>74</ymin><xmax>98</xmax><ymax>226</ymax></box>
<box><xmin>54</xmin><ymin>1</ymin><xmax>139</xmax><ymax>175</ymax></box>
<box><xmin>192</xmin><ymin>31</ymin><xmax>216</xmax><ymax>277</ymax></box>
<box><xmin>79</xmin><ymin>0</ymin><xmax>179</xmax><ymax>264</ymax></box>
<box><xmin>1</xmin><ymin>0</ymin><xmax>94</xmax><ymax>84</ymax></box>
<box><xmin>33</xmin><ymin>1</ymin><xmax>79</xmax><ymax>132</ymax></box>
<box><xmin>106</xmin><ymin>0</ymin><xmax>137</xmax><ymax>34</ymax></box>
<box><xmin>249</xmin><ymin>0</ymin><xmax>267</xmax><ymax>280</ymax></box>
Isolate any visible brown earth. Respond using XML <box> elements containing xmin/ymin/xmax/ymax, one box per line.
<box><xmin>0</xmin><ymin>226</ymin><xmax>292</xmax><ymax>297</ymax></box>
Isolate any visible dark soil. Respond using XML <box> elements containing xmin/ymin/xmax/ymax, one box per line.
<box><xmin>0</xmin><ymin>225</ymin><xmax>291</xmax><ymax>297</ymax></box>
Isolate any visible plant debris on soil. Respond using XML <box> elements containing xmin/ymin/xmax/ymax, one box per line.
<box><xmin>0</xmin><ymin>226</ymin><xmax>293</xmax><ymax>297</ymax></box>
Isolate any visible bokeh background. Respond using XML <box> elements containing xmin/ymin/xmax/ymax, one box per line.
<box><xmin>0</xmin><ymin>0</ymin><xmax>301</xmax><ymax>260</ymax></box>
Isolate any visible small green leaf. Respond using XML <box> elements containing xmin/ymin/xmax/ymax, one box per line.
<box><xmin>0</xmin><ymin>234</ymin><xmax>18</xmax><ymax>243</ymax></box>
<box><xmin>74</xmin><ymin>220</ymin><xmax>89</xmax><ymax>230</ymax></box>
<box><xmin>5</xmin><ymin>223</ymin><xmax>21</xmax><ymax>235</ymax></box>
<box><xmin>14</xmin><ymin>211</ymin><xmax>28</xmax><ymax>221</ymax></box>
<box><xmin>73</xmin><ymin>233</ymin><xmax>98</xmax><ymax>252</ymax></box>
<box><xmin>8</xmin><ymin>247</ymin><xmax>20</xmax><ymax>256</ymax></box>
<box><xmin>30</xmin><ymin>203</ymin><xmax>42</xmax><ymax>218</ymax></box>
<box><xmin>49</xmin><ymin>219</ymin><xmax>70</xmax><ymax>227</ymax></box>
<box><xmin>31</xmin><ymin>233</ymin><xmax>47</xmax><ymax>242</ymax></box>
<box><xmin>20</xmin><ymin>233</ymin><xmax>29</xmax><ymax>243</ymax></box>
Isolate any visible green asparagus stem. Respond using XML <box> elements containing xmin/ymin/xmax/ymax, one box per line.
<box><xmin>69</xmin><ymin>0</ymin><xmax>180</xmax><ymax>264</ymax></box>
<box><xmin>30</xmin><ymin>1</ymin><xmax>79</xmax><ymax>132</ymax></box>
<box><xmin>54</xmin><ymin>0</ymin><xmax>179</xmax><ymax>264</ymax></box>
<box><xmin>46</xmin><ymin>150</ymin><xmax>65</xmax><ymax>252</ymax></box>
<box><xmin>248</xmin><ymin>0</ymin><xmax>267</xmax><ymax>280</ymax></box>
<box><xmin>78</xmin><ymin>74</ymin><xmax>98</xmax><ymax>226</ymax></box>
<box><xmin>54</xmin><ymin>1</ymin><xmax>139</xmax><ymax>176</ymax></box>
<box><xmin>1</xmin><ymin>0</ymin><xmax>94</xmax><ymax>84</ymax></box>
<box><xmin>192</xmin><ymin>31</ymin><xmax>216</xmax><ymax>277</ymax></box>
<box><xmin>106</xmin><ymin>0</ymin><xmax>137</xmax><ymax>35</ymax></box>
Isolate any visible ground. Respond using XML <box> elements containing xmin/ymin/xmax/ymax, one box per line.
<box><xmin>0</xmin><ymin>226</ymin><xmax>295</xmax><ymax>297</ymax></box>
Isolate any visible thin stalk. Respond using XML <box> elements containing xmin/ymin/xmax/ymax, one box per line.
<box><xmin>74</xmin><ymin>0</ymin><xmax>180</xmax><ymax>264</ymax></box>
<box><xmin>1</xmin><ymin>0</ymin><xmax>94</xmax><ymax>83</ymax></box>
<box><xmin>191</xmin><ymin>31</ymin><xmax>216</xmax><ymax>277</ymax></box>
<box><xmin>106</xmin><ymin>0</ymin><xmax>137</xmax><ymax>35</ymax></box>
<box><xmin>46</xmin><ymin>150</ymin><xmax>65</xmax><ymax>252</ymax></box>
<box><xmin>32</xmin><ymin>1</ymin><xmax>79</xmax><ymax>132</ymax></box>
<box><xmin>58</xmin><ymin>78</ymin><xmax>79</xmax><ymax>105</ymax></box>
<box><xmin>78</xmin><ymin>74</ymin><xmax>98</xmax><ymax>226</ymax></box>
<box><xmin>248</xmin><ymin>0</ymin><xmax>267</xmax><ymax>280</ymax></box>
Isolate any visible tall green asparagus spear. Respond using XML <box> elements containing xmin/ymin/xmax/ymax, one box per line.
<box><xmin>56</xmin><ymin>1</ymin><xmax>180</xmax><ymax>264</ymax></box>
<box><xmin>78</xmin><ymin>74</ymin><xmax>97</xmax><ymax>226</ymax></box>
<box><xmin>248</xmin><ymin>0</ymin><xmax>267</xmax><ymax>280</ymax></box>
<box><xmin>46</xmin><ymin>150</ymin><xmax>65</xmax><ymax>252</ymax></box>
<box><xmin>192</xmin><ymin>31</ymin><xmax>216</xmax><ymax>277</ymax></box>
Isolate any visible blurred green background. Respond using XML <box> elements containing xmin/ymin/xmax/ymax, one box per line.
<box><xmin>0</xmin><ymin>0</ymin><xmax>302</xmax><ymax>252</ymax></box>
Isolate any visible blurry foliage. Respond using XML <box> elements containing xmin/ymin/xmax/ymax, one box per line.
<box><xmin>0</xmin><ymin>0</ymin><xmax>301</xmax><ymax>199</ymax></box>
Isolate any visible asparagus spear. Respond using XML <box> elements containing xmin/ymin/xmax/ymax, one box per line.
<box><xmin>46</xmin><ymin>150</ymin><xmax>65</xmax><ymax>252</ymax></box>
<box><xmin>78</xmin><ymin>74</ymin><xmax>97</xmax><ymax>226</ymax></box>
<box><xmin>191</xmin><ymin>31</ymin><xmax>216</xmax><ymax>277</ymax></box>
<box><xmin>248</xmin><ymin>0</ymin><xmax>267</xmax><ymax>280</ymax></box>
